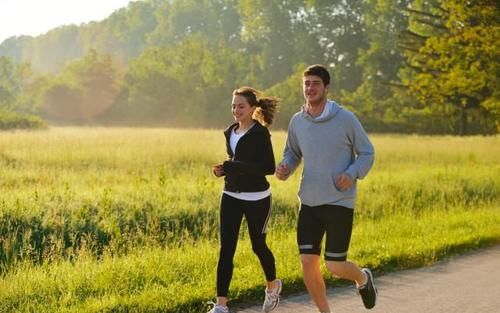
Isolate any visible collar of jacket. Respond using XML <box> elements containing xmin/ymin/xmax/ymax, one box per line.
<box><xmin>223</xmin><ymin>119</ymin><xmax>266</xmax><ymax>139</ymax></box>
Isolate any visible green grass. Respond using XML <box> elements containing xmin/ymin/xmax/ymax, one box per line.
<box><xmin>2</xmin><ymin>205</ymin><xmax>498</xmax><ymax>313</ymax></box>
<box><xmin>0</xmin><ymin>128</ymin><xmax>499</xmax><ymax>312</ymax></box>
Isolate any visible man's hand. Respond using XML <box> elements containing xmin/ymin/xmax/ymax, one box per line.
<box><xmin>335</xmin><ymin>173</ymin><xmax>354</xmax><ymax>191</ymax></box>
<box><xmin>275</xmin><ymin>163</ymin><xmax>290</xmax><ymax>180</ymax></box>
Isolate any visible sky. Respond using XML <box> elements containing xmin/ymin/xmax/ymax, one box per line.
<box><xmin>0</xmin><ymin>0</ymin><xmax>137</xmax><ymax>44</ymax></box>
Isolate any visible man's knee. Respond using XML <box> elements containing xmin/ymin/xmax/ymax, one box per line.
<box><xmin>300</xmin><ymin>254</ymin><xmax>320</xmax><ymax>270</ymax></box>
<box><xmin>325</xmin><ymin>260</ymin><xmax>347</xmax><ymax>276</ymax></box>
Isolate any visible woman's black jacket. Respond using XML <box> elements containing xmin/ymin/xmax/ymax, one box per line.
<box><xmin>222</xmin><ymin>121</ymin><xmax>276</xmax><ymax>193</ymax></box>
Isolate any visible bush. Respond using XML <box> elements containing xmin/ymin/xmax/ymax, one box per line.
<box><xmin>0</xmin><ymin>110</ymin><xmax>47</xmax><ymax>130</ymax></box>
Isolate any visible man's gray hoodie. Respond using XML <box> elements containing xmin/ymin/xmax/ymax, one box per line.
<box><xmin>281</xmin><ymin>100</ymin><xmax>374</xmax><ymax>208</ymax></box>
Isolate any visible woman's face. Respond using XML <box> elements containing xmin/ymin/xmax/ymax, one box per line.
<box><xmin>231</xmin><ymin>95</ymin><xmax>255</xmax><ymax>123</ymax></box>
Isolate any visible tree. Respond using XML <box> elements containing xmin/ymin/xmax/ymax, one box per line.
<box><xmin>0</xmin><ymin>56</ymin><xmax>45</xmax><ymax>114</ymax></box>
<box><xmin>264</xmin><ymin>64</ymin><xmax>306</xmax><ymax>129</ymax></box>
<box><xmin>98</xmin><ymin>1</ymin><xmax>157</xmax><ymax>61</ymax></box>
<box><xmin>148</xmin><ymin>0</ymin><xmax>242</xmax><ymax>48</ymax></box>
<box><xmin>118</xmin><ymin>34</ymin><xmax>251</xmax><ymax>127</ymax></box>
<box><xmin>0</xmin><ymin>57</ymin><xmax>21</xmax><ymax>109</ymax></box>
<box><xmin>341</xmin><ymin>0</ymin><xmax>414</xmax><ymax>132</ymax></box>
<box><xmin>0</xmin><ymin>57</ymin><xmax>47</xmax><ymax>129</ymax></box>
<box><xmin>303</xmin><ymin>0</ymin><xmax>369</xmax><ymax>93</ymax></box>
<box><xmin>403</xmin><ymin>0</ymin><xmax>500</xmax><ymax>134</ymax></box>
<box><xmin>41</xmin><ymin>50</ymin><xmax>121</xmax><ymax>122</ymax></box>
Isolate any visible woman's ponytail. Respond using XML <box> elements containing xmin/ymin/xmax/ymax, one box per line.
<box><xmin>255</xmin><ymin>97</ymin><xmax>279</xmax><ymax>126</ymax></box>
<box><xmin>233</xmin><ymin>87</ymin><xmax>280</xmax><ymax>127</ymax></box>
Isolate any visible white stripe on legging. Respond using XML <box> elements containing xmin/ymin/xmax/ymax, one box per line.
<box><xmin>261</xmin><ymin>196</ymin><xmax>272</xmax><ymax>234</ymax></box>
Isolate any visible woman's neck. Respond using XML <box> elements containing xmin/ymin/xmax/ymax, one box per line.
<box><xmin>236</xmin><ymin>119</ymin><xmax>255</xmax><ymax>134</ymax></box>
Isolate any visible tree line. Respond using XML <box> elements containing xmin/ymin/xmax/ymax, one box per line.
<box><xmin>0</xmin><ymin>0</ymin><xmax>498</xmax><ymax>134</ymax></box>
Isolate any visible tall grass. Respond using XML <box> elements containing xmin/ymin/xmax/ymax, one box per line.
<box><xmin>0</xmin><ymin>128</ymin><xmax>499</xmax><ymax>312</ymax></box>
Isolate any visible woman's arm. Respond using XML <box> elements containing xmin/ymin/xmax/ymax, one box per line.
<box><xmin>222</xmin><ymin>132</ymin><xmax>275</xmax><ymax>176</ymax></box>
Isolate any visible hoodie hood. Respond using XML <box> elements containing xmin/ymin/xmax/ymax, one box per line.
<box><xmin>301</xmin><ymin>100</ymin><xmax>342</xmax><ymax>123</ymax></box>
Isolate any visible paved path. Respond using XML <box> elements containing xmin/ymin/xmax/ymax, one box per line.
<box><xmin>237</xmin><ymin>244</ymin><xmax>500</xmax><ymax>313</ymax></box>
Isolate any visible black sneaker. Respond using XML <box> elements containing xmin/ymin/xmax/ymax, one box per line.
<box><xmin>358</xmin><ymin>268</ymin><xmax>377</xmax><ymax>309</ymax></box>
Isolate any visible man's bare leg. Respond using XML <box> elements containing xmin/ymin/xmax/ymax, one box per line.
<box><xmin>301</xmin><ymin>254</ymin><xmax>331</xmax><ymax>312</ymax></box>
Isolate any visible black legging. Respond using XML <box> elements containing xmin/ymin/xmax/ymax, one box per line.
<box><xmin>216</xmin><ymin>193</ymin><xmax>276</xmax><ymax>297</ymax></box>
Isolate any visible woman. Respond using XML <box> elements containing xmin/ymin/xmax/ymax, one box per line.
<box><xmin>209</xmin><ymin>87</ymin><xmax>281</xmax><ymax>313</ymax></box>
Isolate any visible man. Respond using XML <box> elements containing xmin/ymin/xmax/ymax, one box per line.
<box><xmin>276</xmin><ymin>64</ymin><xmax>376</xmax><ymax>312</ymax></box>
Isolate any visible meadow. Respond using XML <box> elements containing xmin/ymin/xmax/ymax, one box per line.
<box><xmin>0</xmin><ymin>127</ymin><xmax>499</xmax><ymax>313</ymax></box>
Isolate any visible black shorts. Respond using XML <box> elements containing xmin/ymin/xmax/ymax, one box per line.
<box><xmin>297</xmin><ymin>204</ymin><xmax>354</xmax><ymax>261</ymax></box>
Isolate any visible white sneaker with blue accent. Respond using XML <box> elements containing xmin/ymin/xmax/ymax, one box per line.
<box><xmin>262</xmin><ymin>279</ymin><xmax>282</xmax><ymax>312</ymax></box>
<box><xmin>206</xmin><ymin>301</ymin><xmax>229</xmax><ymax>313</ymax></box>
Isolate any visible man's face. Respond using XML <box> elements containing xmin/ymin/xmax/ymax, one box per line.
<box><xmin>302</xmin><ymin>75</ymin><xmax>328</xmax><ymax>104</ymax></box>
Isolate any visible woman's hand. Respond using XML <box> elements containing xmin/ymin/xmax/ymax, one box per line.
<box><xmin>275</xmin><ymin>163</ymin><xmax>290</xmax><ymax>180</ymax></box>
<box><xmin>213</xmin><ymin>164</ymin><xmax>225</xmax><ymax>177</ymax></box>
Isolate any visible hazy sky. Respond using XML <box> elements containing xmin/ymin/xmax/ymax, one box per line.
<box><xmin>0</xmin><ymin>0</ymin><xmax>138</xmax><ymax>44</ymax></box>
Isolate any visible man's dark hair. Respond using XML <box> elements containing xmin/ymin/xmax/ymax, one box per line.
<box><xmin>303</xmin><ymin>64</ymin><xmax>330</xmax><ymax>86</ymax></box>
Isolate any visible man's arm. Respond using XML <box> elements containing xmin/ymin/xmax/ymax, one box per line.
<box><xmin>345</xmin><ymin>113</ymin><xmax>375</xmax><ymax>180</ymax></box>
<box><xmin>276</xmin><ymin>119</ymin><xmax>302</xmax><ymax>180</ymax></box>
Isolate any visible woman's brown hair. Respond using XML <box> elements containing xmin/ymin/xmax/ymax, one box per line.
<box><xmin>233</xmin><ymin>87</ymin><xmax>279</xmax><ymax>127</ymax></box>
